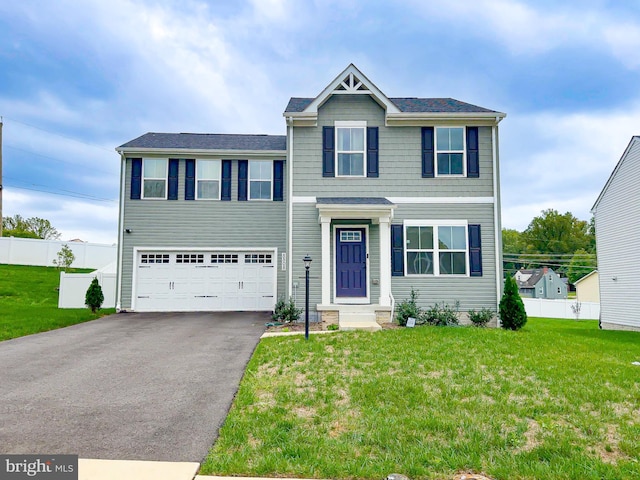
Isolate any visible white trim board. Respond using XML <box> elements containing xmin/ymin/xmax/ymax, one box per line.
<box><xmin>292</xmin><ymin>196</ymin><xmax>494</xmax><ymax>204</ymax></box>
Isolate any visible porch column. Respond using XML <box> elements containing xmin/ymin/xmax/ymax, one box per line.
<box><xmin>320</xmin><ymin>216</ymin><xmax>331</xmax><ymax>305</ymax></box>
<box><xmin>379</xmin><ymin>216</ymin><xmax>391</xmax><ymax>306</ymax></box>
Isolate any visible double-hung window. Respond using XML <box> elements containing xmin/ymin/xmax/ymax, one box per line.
<box><xmin>196</xmin><ymin>160</ymin><xmax>221</xmax><ymax>200</ymax></box>
<box><xmin>142</xmin><ymin>158</ymin><xmax>167</xmax><ymax>199</ymax></box>
<box><xmin>336</xmin><ymin>121</ymin><xmax>366</xmax><ymax>177</ymax></box>
<box><xmin>436</xmin><ymin>127</ymin><xmax>465</xmax><ymax>176</ymax></box>
<box><xmin>405</xmin><ymin>221</ymin><xmax>468</xmax><ymax>275</ymax></box>
<box><xmin>249</xmin><ymin>160</ymin><xmax>272</xmax><ymax>200</ymax></box>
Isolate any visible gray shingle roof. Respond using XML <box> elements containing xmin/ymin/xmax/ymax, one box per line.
<box><xmin>284</xmin><ymin>97</ymin><xmax>498</xmax><ymax>113</ymax></box>
<box><xmin>118</xmin><ymin>133</ymin><xmax>287</xmax><ymax>151</ymax></box>
<box><xmin>316</xmin><ymin>197</ymin><xmax>394</xmax><ymax>205</ymax></box>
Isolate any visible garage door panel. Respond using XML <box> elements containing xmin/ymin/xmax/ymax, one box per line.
<box><xmin>134</xmin><ymin>250</ymin><xmax>275</xmax><ymax>312</ymax></box>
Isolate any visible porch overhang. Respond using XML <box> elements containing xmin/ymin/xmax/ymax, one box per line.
<box><xmin>315</xmin><ymin>197</ymin><xmax>396</xmax><ymax>223</ymax></box>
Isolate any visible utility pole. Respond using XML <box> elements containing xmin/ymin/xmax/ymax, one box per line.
<box><xmin>0</xmin><ymin>117</ymin><xmax>3</xmax><ymax>237</ymax></box>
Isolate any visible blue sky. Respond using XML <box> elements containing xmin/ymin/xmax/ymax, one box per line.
<box><xmin>2</xmin><ymin>0</ymin><xmax>640</xmax><ymax>243</ymax></box>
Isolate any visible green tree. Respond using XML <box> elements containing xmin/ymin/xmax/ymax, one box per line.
<box><xmin>567</xmin><ymin>249</ymin><xmax>596</xmax><ymax>284</ymax></box>
<box><xmin>2</xmin><ymin>214</ymin><xmax>60</xmax><ymax>239</ymax></box>
<box><xmin>499</xmin><ymin>276</ymin><xmax>527</xmax><ymax>330</ymax></box>
<box><xmin>502</xmin><ymin>228</ymin><xmax>525</xmax><ymax>276</ymax></box>
<box><xmin>53</xmin><ymin>244</ymin><xmax>75</xmax><ymax>271</ymax></box>
<box><xmin>85</xmin><ymin>277</ymin><xmax>104</xmax><ymax>313</ymax></box>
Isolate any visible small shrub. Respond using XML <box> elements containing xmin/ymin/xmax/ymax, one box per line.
<box><xmin>272</xmin><ymin>297</ymin><xmax>302</xmax><ymax>323</ymax></box>
<box><xmin>395</xmin><ymin>288</ymin><xmax>421</xmax><ymax>326</ymax></box>
<box><xmin>422</xmin><ymin>301</ymin><xmax>460</xmax><ymax>326</ymax></box>
<box><xmin>468</xmin><ymin>308</ymin><xmax>494</xmax><ymax>327</ymax></box>
<box><xmin>327</xmin><ymin>324</ymin><xmax>339</xmax><ymax>331</ymax></box>
<box><xmin>85</xmin><ymin>277</ymin><xmax>104</xmax><ymax>313</ymax></box>
<box><xmin>499</xmin><ymin>276</ymin><xmax>527</xmax><ymax>330</ymax></box>
<box><xmin>570</xmin><ymin>301</ymin><xmax>582</xmax><ymax>321</ymax></box>
<box><xmin>53</xmin><ymin>244</ymin><xmax>75</xmax><ymax>271</ymax></box>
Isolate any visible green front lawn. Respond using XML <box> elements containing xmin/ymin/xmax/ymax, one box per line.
<box><xmin>0</xmin><ymin>264</ymin><xmax>115</xmax><ymax>341</ymax></box>
<box><xmin>202</xmin><ymin>319</ymin><xmax>640</xmax><ymax>480</ymax></box>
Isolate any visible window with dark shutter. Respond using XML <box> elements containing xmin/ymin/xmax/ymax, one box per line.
<box><xmin>273</xmin><ymin>160</ymin><xmax>284</xmax><ymax>201</ymax></box>
<box><xmin>468</xmin><ymin>224</ymin><xmax>482</xmax><ymax>276</ymax></box>
<box><xmin>466</xmin><ymin>127</ymin><xmax>479</xmax><ymax>178</ymax></box>
<box><xmin>322</xmin><ymin>126</ymin><xmax>335</xmax><ymax>177</ymax></box>
<box><xmin>238</xmin><ymin>160</ymin><xmax>248</xmax><ymax>201</ymax></box>
<box><xmin>367</xmin><ymin>127</ymin><xmax>379</xmax><ymax>178</ymax></box>
<box><xmin>391</xmin><ymin>224</ymin><xmax>404</xmax><ymax>276</ymax></box>
<box><xmin>185</xmin><ymin>159</ymin><xmax>195</xmax><ymax>200</ymax></box>
<box><xmin>221</xmin><ymin>160</ymin><xmax>232</xmax><ymax>201</ymax></box>
<box><xmin>421</xmin><ymin>127</ymin><xmax>434</xmax><ymax>178</ymax></box>
<box><xmin>130</xmin><ymin>158</ymin><xmax>142</xmax><ymax>200</ymax></box>
<box><xmin>168</xmin><ymin>159</ymin><xmax>179</xmax><ymax>200</ymax></box>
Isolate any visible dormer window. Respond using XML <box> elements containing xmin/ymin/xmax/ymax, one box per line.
<box><xmin>336</xmin><ymin>121</ymin><xmax>366</xmax><ymax>177</ymax></box>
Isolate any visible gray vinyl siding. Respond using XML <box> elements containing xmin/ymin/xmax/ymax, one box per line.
<box><xmin>120</xmin><ymin>157</ymin><xmax>286</xmax><ymax>309</ymax></box>
<box><xmin>594</xmin><ymin>137</ymin><xmax>640</xmax><ymax>331</ymax></box>
<box><xmin>292</xmin><ymin>95</ymin><xmax>495</xmax><ymax>197</ymax></box>
<box><xmin>391</xmin><ymin>204</ymin><xmax>498</xmax><ymax>311</ymax></box>
<box><xmin>290</xmin><ymin>204</ymin><xmax>381</xmax><ymax>310</ymax></box>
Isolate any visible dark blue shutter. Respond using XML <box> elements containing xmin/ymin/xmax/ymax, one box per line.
<box><xmin>168</xmin><ymin>159</ymin><xmax>179</xmax><ymax>200</ymax></box>
<box><xmin>185</xmin><ymin>159</ymin><xmax>195</xmax><ymax>200</ymax></box>
<box><xmin>466</xmin><ymin>127</ymin><xmax>479</xmax><ymax>178</ymax></box>
<box><xmin>391</xmin><ymin>224</ymin><xmax>404</xmax><ymax>277</ymax></box>
<box><xmin>367</xmin><ymin>127</ymin><xmax>379</xmax><ymax>178</ymax></box>
<box><xmin>469</xmin><ymin>224</ymin><xmax>482</xmax><ymax>276</ymax></box>
<box><xmin>421</xmin><ymin>127</ymin><xmax>434</xmax><ymax>178</ymax></box>
<box><xmin>130</xmin><ymin>158</ymin><xmax>142</xmax><ymax>199</ymax></box>
<box><xmin>273</xmin><ymin>160</ymin><xmax>284</xmax><ymax>201</ymax></box>
<box><xmin>238</xmin><ymin>160</ymin><xmax>248</xmax><ymax>201</ymax></box>
<box><xmin>322</xmin><ymin>126</ymin><xmax>335</xmax><ymax>177</ymax></box>
<box><xmin>221</xmin><ymin>160</ymin><xmax>232</xmax><ymax>201</ymax></box>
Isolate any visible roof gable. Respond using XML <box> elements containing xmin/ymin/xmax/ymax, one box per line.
<box><xmin>592</xmin><ymin>136</ymin><xmax>640</xmax><ymax>212</ymax></box>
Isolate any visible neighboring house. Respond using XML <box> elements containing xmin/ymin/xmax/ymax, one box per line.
<box><xmin>114</xmin><ymin>64</ymin><xmax>506</xmax><ymax>328</ymax></box>
<box><xmin>592</xmin><ymin>136</ymin><xmax>640</xmax><ymax>332</ymax></box>
<box><xmin>515</xmin><ymin>267</ymin><xmax>567</xmax><ymax>299</ymax></box>
<box><xmin>574</xmin><ymin>270</ymin><xmax>599</xmax><ymax>303</ymax></box>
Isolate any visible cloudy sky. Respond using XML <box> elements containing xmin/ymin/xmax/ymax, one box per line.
<box><xmin>1</xmin><ymin>0</ymin><xmax>639</xmax><ymax>244</ymax></box>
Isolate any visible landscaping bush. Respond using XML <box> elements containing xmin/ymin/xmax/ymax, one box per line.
<box><xmin>423</xmin><ymin>301</ymin><xmax>460</xmax><ymax>326</ymax></box>
<box><xmin>272</xmin><ymin>297</ymin><xmax>302</xmax><ymax>323</ymax></box>
<box><xmin>395</xmin><ymin>288</ymin><xmax>421</xmax><ymax>326</ymax></box>
<box><xmin>499</xmin><ymin>276</ymin><xmax>527</xmax><ymax>330</ymax></box>
<box><xmin>85</xmin><ymin>277</ymin><xmax>104</xmax><ymax>313</ymax></box>
<box><xmin>468</xmin><ymin>308</ymin><xmax>494</xmax><ymax>327</ymax></box>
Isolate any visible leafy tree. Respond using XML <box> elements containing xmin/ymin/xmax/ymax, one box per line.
<box><xmin>522</xmin><ymin>209</ymin><xmax>594</xmax><ymax>256</ymax></box>
<box><xmin>85</xmin><ymin>277</ymin><xmax>104</xmax><ymax>313</ymax></box>
<box><xmin>499</xmin><ymin>276</ymin><xmax>527</xmax><ymax>330</ymax></box>
<box><xmin>53</xmin><ymin>244</ymin><xmax>75</xmax><ymax>271</ymax></box>
<box><xmin>502</xmin><ymin>228</ymin><xmax>525</xmax><ymax>275</ymax></box>
<box><xmin>2</xmin><ymin>214</ymin><xmax>60</xmax><ymax>239</ymax></box>
<box><xmin>567</xmin><ymin>249</ymin><xmax>596</xmax><ymax>284</ymax></box>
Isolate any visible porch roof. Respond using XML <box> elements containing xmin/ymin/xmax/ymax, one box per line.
<box><xmin>316</xmin><ymin>197</ymin><xmax>396</xmax><ymax>222</ymax></box>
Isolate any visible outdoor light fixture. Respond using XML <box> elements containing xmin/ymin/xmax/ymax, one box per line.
<box><xmin>303</xmin><ymin>255</ymin><xmax>312</xmax><ymax>340</ymax></box>
<box><xmin>125</xmin><ymin>229</ymin><xmax>132</xmax><ymax>234</ymax></box>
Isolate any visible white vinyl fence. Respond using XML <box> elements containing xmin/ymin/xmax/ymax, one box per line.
<box><xmin>522</xmin><ymin>298</ymin><xmax>600</xmax><ymax>320</ymax></box>
<box><xmin>58</xmin><ymin>267</ymin><xmax>116</xmax><ymax>309</ymax></box>
<box><xmin>0</xmin><ymin>237</ymin><xmax>116</xmax><ymax>269</ymax></box>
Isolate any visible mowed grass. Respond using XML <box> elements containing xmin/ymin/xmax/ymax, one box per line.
<box><xmin>202</xmin><ymin>319</ymin><xmax>640</xmax><ymax>480</ymax></box>
<box><xmin>0</xmin><ymin>264</ymin><xmax>115</xmax><ymax>341</ymax></box>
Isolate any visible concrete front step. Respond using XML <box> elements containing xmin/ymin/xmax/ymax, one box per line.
<box><xmin>339</xmin><ymin>312</ymin><xmax>381</xmax><ymax>332</ymax></box>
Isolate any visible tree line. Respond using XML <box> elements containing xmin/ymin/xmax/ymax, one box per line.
<box><xmin>503</xmin><ymin>209</ymin><xmax>596</xmax><ymax>284</ymax></box>
<box><xmin>2</xmin><ymin>214</ymin><xmax>61</xmax><ymax>240</ymax></box>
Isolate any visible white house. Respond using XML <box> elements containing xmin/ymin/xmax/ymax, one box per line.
<box><xmin>591</xmin><ymin>136</ymin><xmax>640</xmax><ymax>332</ymax></box>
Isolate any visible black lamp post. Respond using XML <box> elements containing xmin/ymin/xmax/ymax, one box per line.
<box><xmin>303</xmin><ymin>255</ymin><xmax>312</xmax><ymax>340</ymax></box>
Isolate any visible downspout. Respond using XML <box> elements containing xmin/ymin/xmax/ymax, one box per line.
<box><xmin>287</xmin><ymin>117</ymin><xmax>294</xmax><ymax>298</ymax></box>
<box><xmin>492</xmin><ymin>124</ymin><xmax>503</xmax><ymax>327</ymax></box>
<box><xmin>115</xmin><ymin>151</ymin><xmax>126</xmax><ymax>312</ymax></box>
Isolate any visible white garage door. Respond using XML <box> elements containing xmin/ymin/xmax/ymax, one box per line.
<box><xmin>134</xmin><ymin>251</ymin><xmax>276</xmax><ymax>312</ymax></box>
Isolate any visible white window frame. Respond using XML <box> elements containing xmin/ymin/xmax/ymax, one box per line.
<box><xmin>435</xmin><ymin>126</ymin><xmax>466</xmax><ymax>177</ymax></box>
<box><xmin>404</xmin><ymin>220</ymin><xmax>469</xmax><ymax>276</ymax></box>
<box><xmin>141</xmin><ymin>158</ymin><xmax>168</xmax><ymax>200</ymax></box>
<box><xmin>335</xmin><ymin>120</ymin><xmax>367</xmax><ymax>178</ymax></box>
<box><xmin>195</xmin><ymin>159</ymin><xmax>222</xmax><ymax>200</ymax></box>
<box><xmin>248</xmin><ymin>160</ymin><xmax>273</xmax><ymax>201</ymax></box>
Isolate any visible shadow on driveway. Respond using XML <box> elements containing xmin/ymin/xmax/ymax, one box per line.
<box><xmin>0</xmin><ymin>312</ymin><xmax>267</xmax><ymax>462</ymax></box>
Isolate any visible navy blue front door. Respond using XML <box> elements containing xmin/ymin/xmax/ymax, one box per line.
<box><xmin>336</xmin><ymin>228</ymin><xmax>367</xmax><ymax>298</ymax></box>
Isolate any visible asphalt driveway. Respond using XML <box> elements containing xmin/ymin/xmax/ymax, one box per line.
<box><xmin>0</xmin><ymin>312</ymin><xmax>267</xmax><ymax>462</ymax></box>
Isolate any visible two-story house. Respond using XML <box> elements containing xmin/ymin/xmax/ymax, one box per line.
<box><xmin>515</xmin><ymin>267</ymin><xmax>567</xmax><ymax>299</ymax></box>
<box><xmin>115</xmin><ymin>64</ymin><xmax>506</xmax><ymax>329</ymax></box>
